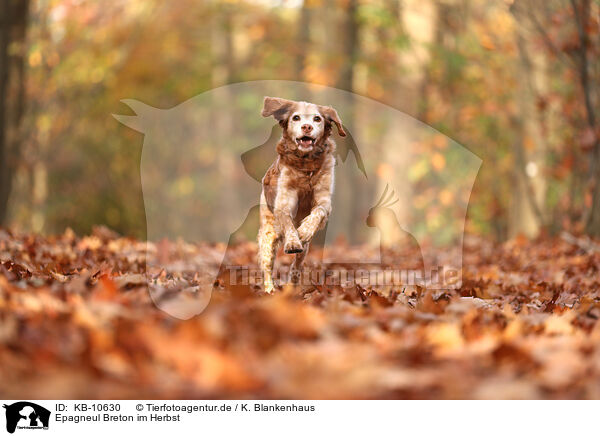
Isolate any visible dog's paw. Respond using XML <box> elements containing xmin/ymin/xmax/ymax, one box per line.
<box><xmin>284</xmin><ymin>234</ymin><xmax>303</xmax><ymax>254</ymax></box>
<box><xmin>284</xmin><ymin>242</ymin><xmax>303</xmax><ymax>254</ymax></box>
<box><xmin>289</xmin><ymin>265</ymin><xmax>302</xmax><ymax>284</ymax></box>
<box><xmin>296</xmin><ymin>224</ymin><xmax>313</xmax><ymax>243</ymax></box>
<box><xmin>298</xmin><ymin>211</ymin><xmax>325</xmax><ymax>243</ymax></box>
<box><xmin>264</xmin><ymin>280</ymin><xmax>276</xmax><ymax>294</ymax></box>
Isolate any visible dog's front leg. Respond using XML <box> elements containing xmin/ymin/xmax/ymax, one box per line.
<box><xmin>297</xmin><ymin>205</ymin><xmax>330</xmax><ymax>243</ymax></box>
<box><xmin>297</xmin><ymin>163</ymin><xmax>334</xmax><ymax>243</ymax></box>
<box><xmin>273</xmin><ymin>171</ymin><xmax>303</xmax><ymax>254</ymax></box>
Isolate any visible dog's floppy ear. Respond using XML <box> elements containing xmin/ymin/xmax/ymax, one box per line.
<box><xmin>262</xmin><ymin>97</ymin><xmax>296</xmax><ymax>121</ymax></box>
<box><xmin>318</xmin><ymin>105</ymin><xmax>346</xmax><ymax>137</ymax></box>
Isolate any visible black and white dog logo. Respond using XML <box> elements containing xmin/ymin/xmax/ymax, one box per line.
<box><xmin>3</xmin><ymin>402</ymin><xmax>50</xmax><ymax>434</ymax></box>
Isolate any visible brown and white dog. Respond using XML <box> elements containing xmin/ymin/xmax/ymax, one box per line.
<box><xmin>258</xmin><ymin>97</ymin><xmax>346</xmax><ymax>293</ymax></box>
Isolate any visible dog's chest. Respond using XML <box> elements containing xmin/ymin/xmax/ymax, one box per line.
<box><xmin>288</xmin><ymin>169</ymin><xmax>320</xmax><ymax>221</ymax></box>
<box><xmin>289</xmin><ymin>170</ymin><xmax>318</xmax><ymax>193</ymax></box>
<box><xmin>262</xmin><ymin>160</ymin><xmax>323</xmax><ymax>215</ymax></box>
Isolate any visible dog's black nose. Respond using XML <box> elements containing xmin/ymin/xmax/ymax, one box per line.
<box><xmin>301</xmin><ymin>124</ymin><xmax>313</xmax><ymax>133</ymax></box>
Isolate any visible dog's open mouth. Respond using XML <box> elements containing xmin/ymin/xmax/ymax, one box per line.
<box><xmin>296</xmin><ymin>136</ymin><xmax>315</xmax><ymax>151</ymax></box>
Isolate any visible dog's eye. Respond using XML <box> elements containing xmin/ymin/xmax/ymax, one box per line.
<box><xmin>292</xmin><ymin>115</ymin><xmax>300</xmax><ymax>121</ymax></box>
<box><xmin>313</xmin><ymin>116</ymin><xmax>322</xmax><ymax>122</ymax></box>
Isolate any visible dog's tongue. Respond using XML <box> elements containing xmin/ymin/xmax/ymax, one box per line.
<box><xmin>299</xmin><ymin>138</ymin><xmax>313</xmax><ymax>147</ymax></box>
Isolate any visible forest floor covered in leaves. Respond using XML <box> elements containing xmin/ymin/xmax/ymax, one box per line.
<box><xmin>1</xmin><ymin>227</ymin><xmax>600</xmax><ymax>399</ymax></box>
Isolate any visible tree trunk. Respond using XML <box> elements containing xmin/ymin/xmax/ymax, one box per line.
<box><xmin>509</xmin><ymin>3</ymin><xmax>547</xmax><ymax>238</ymax></box>
<box><xmin>295</xmin><ymin>1</ymin><xmax>310</xmax><ymax>80</ymax></box>
<box><xmin>572</xmin><ymin>0</ymin><xmax>600</xmax><ymax>236</ymax></box>
<box><xmin>0</xmin><ymin>0</ymin><xmax>29</xmax><ymax>225</ymax></box>
<box><xmin>588</xmin><ymin>161</ymin><xmax>600</xmax><ymax>236</ymax></box>
<box><xmin>335</xmin><ymin>0</ymin><xmax>361</xmax><ymax>241</ymax></box>
<box><xmin>211</xmin><ymin>4</ymin><xmax>238</xmax><ymax>237</ymax></box>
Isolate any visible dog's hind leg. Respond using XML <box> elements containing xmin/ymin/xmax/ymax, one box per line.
<box><xmin>258</xmin><ymin>202</ymin><xmax>279</xmax><ymax>294</ymax></box>
<box><xmin>290</xmin><ymin>242</ymin><xmax>310</xmax><ymax>284</ymax></box>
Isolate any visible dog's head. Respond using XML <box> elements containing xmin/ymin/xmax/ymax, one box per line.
<box><xmin>262</xmin><ymin>97</ymin><xmax>346</xmax><ymax>154</ymax></box>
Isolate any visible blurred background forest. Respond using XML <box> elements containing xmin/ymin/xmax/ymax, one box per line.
<box><xmin>1</xmin><ymin>0</ymin><xmax>599</xmax><ymax>242</ymax></box>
